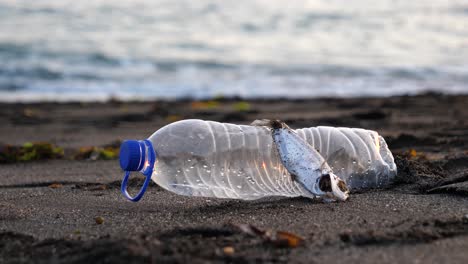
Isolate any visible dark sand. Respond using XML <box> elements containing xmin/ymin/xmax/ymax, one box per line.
<box><xmin>1</xmin><ymin>93</ymin><xmax>467</xmax><ymax>263</ymax></box>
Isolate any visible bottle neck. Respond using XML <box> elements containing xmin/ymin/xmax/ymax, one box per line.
<box><xmin>140</xmin><ymin>140</ymin><xmax>155</xmax><ymax>174</ymax></box>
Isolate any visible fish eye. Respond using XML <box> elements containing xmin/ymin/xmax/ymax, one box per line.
<box><xmin>318</xmin><ymin>174</ymin><xmax>332</xmax><ymax>192</ymax></box>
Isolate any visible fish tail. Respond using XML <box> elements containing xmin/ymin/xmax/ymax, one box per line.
<box><xmin>251</xmin><ymin>119</ymin><xmax>289</xmax><ymax>129</ymax></box>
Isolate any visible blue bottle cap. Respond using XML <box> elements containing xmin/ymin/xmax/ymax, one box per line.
<box><xmin>119</xmin><ymin>139</ymin><xmax>156</xmax><ymax>202</ymax></box>
<box><xmin>119</xmin><ymin>140</ymin><xmax>146</xmax><ymax>171</ymax></box>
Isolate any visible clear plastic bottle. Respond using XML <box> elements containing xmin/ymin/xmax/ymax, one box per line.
<box><xmin>119</xmin><ymin>119</ymin><xmax>396</xmax><ymax>201</ymax></box>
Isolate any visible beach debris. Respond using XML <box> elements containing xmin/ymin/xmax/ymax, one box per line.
<box><xmin>48</xmin><ymin>183</ymin><xmax>63</xmax><ymax>189</ymax></box>
<box><xmin>95</xmin><ymin>216</ymin><xmax>104</xmax><ymax>225</ymax></box>
<box><xmin>91</xmin><ymin>184</ymin><xmax>108</xmax><ymax>191</ymax></box>
<box><xmin>232</xmin><ymin>223</ymin><xmax>304</xmax><ymax>248</ymax></box>
<box><xmin>191</xmin><ymin>100</ymin><xmax>220</xmax><ymax>110</ymax></box>
<box><xmin>275</xmin><ymin>231</ymin><xmax>305</xmax><ymax>248</ymax></box>
<box><xmin>0</xmin><ymin>140</ymin><xmax>123</xmax><ymax>163</ymax></box>
<box><xmin>20</xmin><ymin>142</ymin><xmax>64</xmax><ymax>161</ymax></box>
<box><xmin>73</xmin><ymin>146</ymin><xmax>118</xmax><ymax>160</ymax></box>
<box><xmin>232</xmin><ymin>101</ymin><xmax>250</xmax><ymax>112</ymax></box>
<box><xmin>0</xmin><ymin>142</ymin><xmax>64</xmax><ymax>163</ymax></box>
<box><xmin>222</xmin><ymin>246</ymin><xmax>235</xmax><ymax>255</ymax></box>
<box><xmin>400</xmin><ymin>148</ymin><xmax>428</xmax><ymax>160</ymax></box>
<box><xmin>73</xmin><ymin>141</ymin><xmax>120</xmax><ymax>160</ymax></box>
<box><xmin>190</xmin><ymin>99</ymin><xmax>252</xmax><ymax>115</ymax></box>
<box><xmin>252</xmin><ymin>119</ymin><xmax>349</xmax><ymax>201</ymax></box>
<box><xmin>74</xmin><ymin>147</ymin><xmax>98</xmax><ymax>160</ymax></box>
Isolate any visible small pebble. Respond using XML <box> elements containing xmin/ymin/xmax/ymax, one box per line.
<box><xmin>223</xmin><ymin>246</ymin><xmax>235</xmax><ymax>255</ymax></box>
<box><xmin>95</xmin><ymin>216</ymin><xmax>104</xmax><ymax>225</ymax></box>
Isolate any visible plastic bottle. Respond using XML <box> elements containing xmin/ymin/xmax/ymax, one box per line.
<box><xmin>119</xmin><ymin>119</ymin><xmax>396</xmax><ymax>201</ymax></box>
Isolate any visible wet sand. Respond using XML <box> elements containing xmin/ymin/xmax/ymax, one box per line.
<box><xmin>0</xmin><ymin>93</ymin><xmax>467</xmax><ymax>263</ymax></box>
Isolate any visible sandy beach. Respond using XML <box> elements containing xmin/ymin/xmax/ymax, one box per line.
<box><xmin>1</xmin><ymin>93</ymin><xmax>467</xmax><ymax>263</ymax></box>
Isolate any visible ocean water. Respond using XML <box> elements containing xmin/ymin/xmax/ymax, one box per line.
<box><xmin>0</xmin><ymin>0</ymin><xmax>467</xmax><ymax>101</ymax></box>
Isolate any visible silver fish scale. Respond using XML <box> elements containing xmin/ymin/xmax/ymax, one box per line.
<box><xmin>272</xmin><ymin>128</ymin><xmax>327</xmax><ymax>196</ymax></box>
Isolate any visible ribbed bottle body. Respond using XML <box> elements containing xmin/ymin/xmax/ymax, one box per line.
<box><xmin>296</xmin><ymin>126</ymin><xmax>397</xmax><ymax>189</ymax></box>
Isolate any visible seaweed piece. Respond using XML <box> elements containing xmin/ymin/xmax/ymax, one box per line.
<box><xmin>232</xmin><ymin>101</ymin><xmax>251</xmax><ymax>112</ymax></box>
<box><xmin>19</xmin><ymin>142</ymin><xmax>64</xmax><ymax>161</ymax></box>
<box><xmin>0</xmin><ymin>142</ymin><xmax>63</xmax><ymax>163</ymax></box>
<box><xmin>0</xmin><ymin>140</ymin><xmax>122</xmax><ymax>162</ymax></box>
<box><xmin>191</xmin><ymin>101</ymin><xmax>220</xmax><ymax>110</ymax></box>
<box><xmin>73</xmin><ymin>146</ymin><xmax>119</xmax><ymax>160</ymax></box>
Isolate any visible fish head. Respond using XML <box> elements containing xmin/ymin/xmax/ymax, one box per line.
<box><xmin>318</xmin><ymin>173</ymin><xmax>349</xmax><ymax>201</ymax></box>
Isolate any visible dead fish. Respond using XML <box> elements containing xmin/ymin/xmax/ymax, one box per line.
<box><xmin>252</xmin><ymin>119</ymin><xmax>349</xmax><ymax>201</ymax></box>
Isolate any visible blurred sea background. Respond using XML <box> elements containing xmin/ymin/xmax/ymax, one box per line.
<box><xmin>0</xmin><ymin>0</ymin><xmax>467</xmax><ymax>102</ymax></box>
